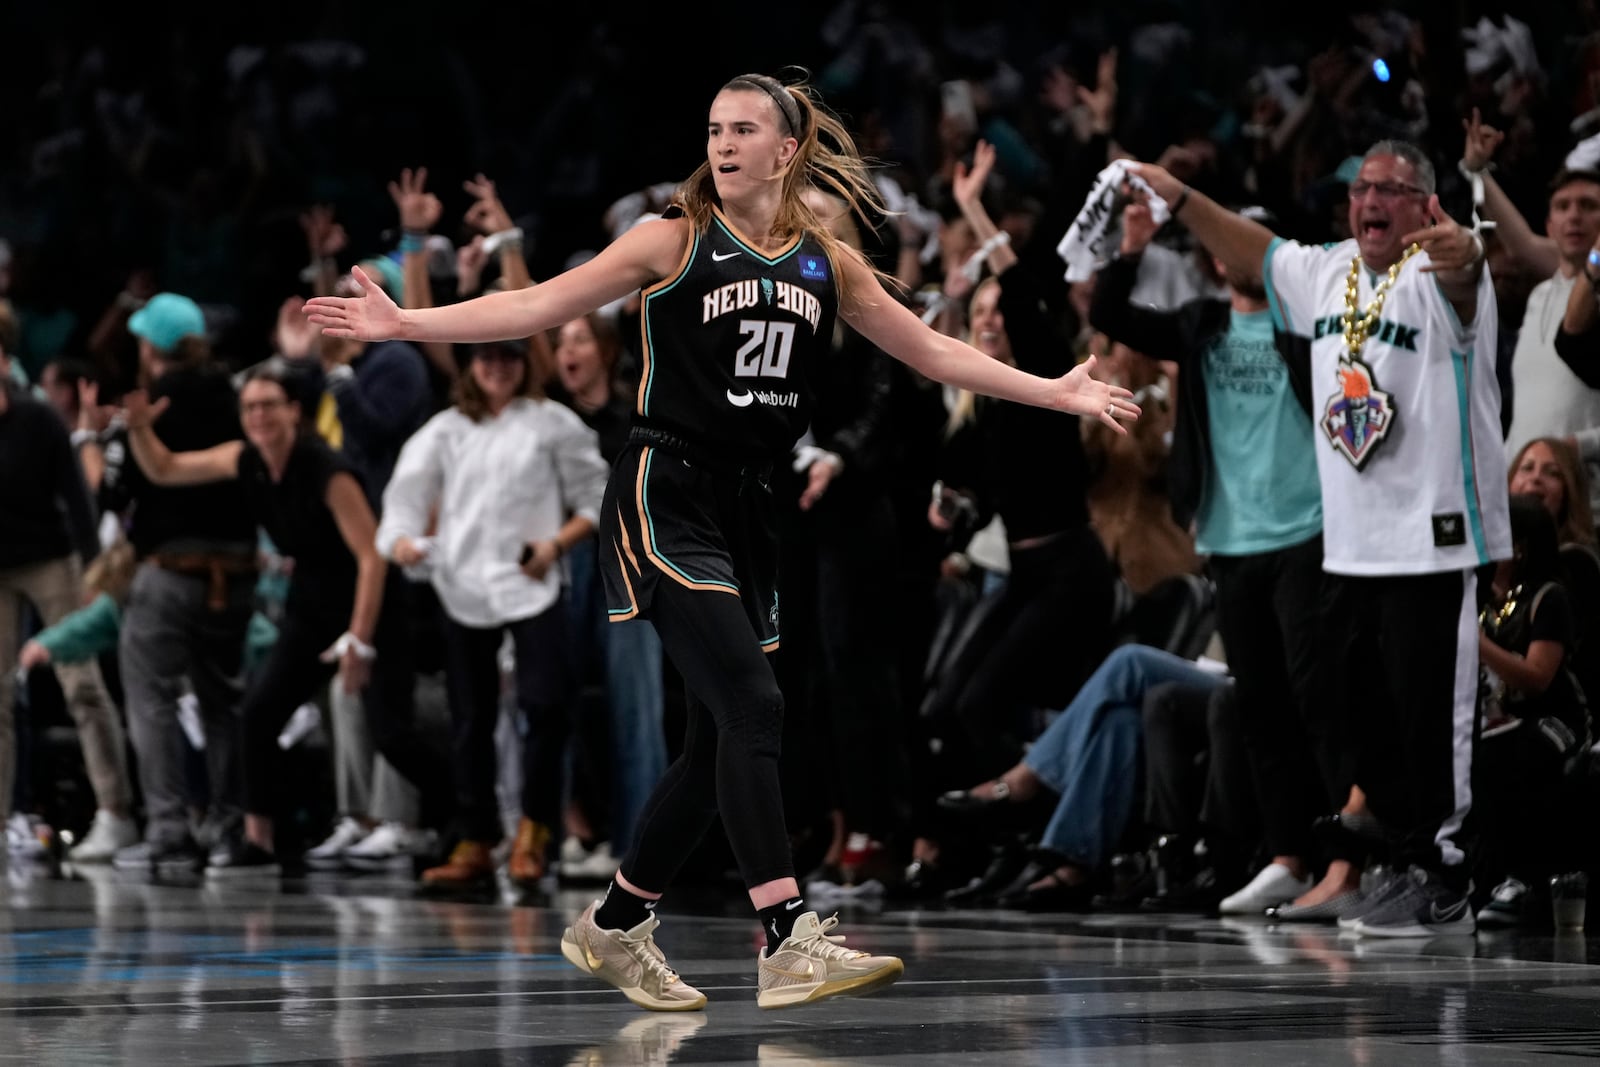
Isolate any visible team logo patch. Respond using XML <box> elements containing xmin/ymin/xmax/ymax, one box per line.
<box><xmin>799</xmin><ymin>256</ymin><xmax>829</xmax><ymax>282</ymax></box>
<box><xmin>1321</xmin><ymin>357</ymin><xmax>1395</xmax><ymax>471</ymax></box>
<box><xmin>761</xmin><ymin>278</ymin><xmax>774</xmax><ymax>305</ymax></box>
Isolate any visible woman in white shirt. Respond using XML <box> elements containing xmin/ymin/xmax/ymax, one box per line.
<box><xmin>378</xmin><ymin>339</ymin><xmax>610</xmax><ymax>892</ymax></box>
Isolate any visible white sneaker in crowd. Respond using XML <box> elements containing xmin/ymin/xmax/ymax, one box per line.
<box><xmin>560</xmin><ymin>838</ymin><xmax>622</xmax><ymax>883</ymax></box>
<box><xmin>305</xmin><ymin>817</ymin><xmax>372</xmax><ymax>870</ymax></box>
<box><xmin>343</xmin><ymin>822</ymin><xmax>438</xmax><ymax>871</ymax></box>
<box><xmin>1218</xmin><ymin>862</ymin><xmax>1313</xmax><ymax>916</ymax></box>
<box><xmin>5</xmin><ymin>812</ymin><xmax>55</xmax><ymax>862</ymax></box>
<box><xmin>66</xmin><ymin>810</ymin><xmax>140</xmax><ymax>864</ymax></box>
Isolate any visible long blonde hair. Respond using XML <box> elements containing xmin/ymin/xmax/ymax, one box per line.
<box><xmin>84</xmin><ymin>537</ymin><xmax>137</xmax><ymax>604</ymax></box>
<box><xmin>673</xmin><ymin>72</ymin><xmax>893</xmax><ymax>311</ymax></box>
<box><xmin>945</xmin><ymin>277</ymin><xmax>1009</xmax><ymax>436</ymax></box>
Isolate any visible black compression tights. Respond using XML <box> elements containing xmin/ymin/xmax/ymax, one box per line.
<box><xmin>620</xmin><ymin>581</ymin><xmax>793</xmax><ymax>892</ymax></box>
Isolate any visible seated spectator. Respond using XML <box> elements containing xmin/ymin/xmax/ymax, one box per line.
<box><xmin>937</xmin><ymin>643</ymin><xmax>1229</xmax><ymax>910</ymax></box>
<box><xmin>1507</xmin><ymin>437</ymin><xmax>1600</xmax><ymax>703</ymax></box>
<box><xmin>1472</xmin><ymin>495</ymin><xmax>1593</xmax><ymax>928</ymax></box>
<box><xmin>1139</xmin><ymin>679</ymin><xmax>1259</xmax><ymax>911</ymax></box>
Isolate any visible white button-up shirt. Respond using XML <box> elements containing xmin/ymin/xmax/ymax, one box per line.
<box><xmin>376</xmin><ymin>398</ymin><xmax>610</xmax><ymax>627</ymax></box>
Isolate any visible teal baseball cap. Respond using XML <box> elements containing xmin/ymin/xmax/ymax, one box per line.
<box><xmin>128</xmin><ymin>292</ymin><xmax>207</xmax><ymax>352</ymax></box>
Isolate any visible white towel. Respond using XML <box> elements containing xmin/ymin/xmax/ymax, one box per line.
<box><xmin>1055</xmin><ymin>161</ymin><xmax>1170</xmax><ymax>283</ymax></box>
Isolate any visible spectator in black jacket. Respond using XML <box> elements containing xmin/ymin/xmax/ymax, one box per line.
<box><xmin>905</xmin><ymin>142</ymin><xmax>1117</xmax><ymax>898</ymax></box>
<box><xmin>1091</xmin><ymin>195</ymin><xmax>1356</xmax><ymax>922</ymax></box>
<box><xmin>0</xmin><ymin>327</ymin><xmax>134</xmax><ymax>865</ymax></box>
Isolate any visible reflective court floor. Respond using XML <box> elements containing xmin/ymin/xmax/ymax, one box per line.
<box><xmin>3</xmin><ymin>865</ymin><xmax>1599</xmax><ymax>1065</ymax></box>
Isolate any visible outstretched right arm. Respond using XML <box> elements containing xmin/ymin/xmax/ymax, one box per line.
<box><xmin>1125</xmin><ymin>161</ymin><xmax>1277</xmax><ymax>282</ymax></box>
<box><xmin>304</xmin><ymin>217</ymin><xmax>689</xmax><ymax>344</ymax></box>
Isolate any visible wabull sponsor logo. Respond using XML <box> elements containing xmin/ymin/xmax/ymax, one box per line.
<box><xmin>726</xmin><ymin>388</ymin><xmax>800</xmax><ymax>408</ymax></box>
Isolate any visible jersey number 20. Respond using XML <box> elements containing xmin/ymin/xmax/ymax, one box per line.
<box><xmin>734</xmin><ymin>320</ymin><xmax>795</xmax><ymax>379</ymax></box>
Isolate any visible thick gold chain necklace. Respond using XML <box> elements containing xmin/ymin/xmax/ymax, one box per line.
<box><xmin>1342</xmin><ymin>243</ymin><xmax>1421</xmax><ymax>359</ymax></box>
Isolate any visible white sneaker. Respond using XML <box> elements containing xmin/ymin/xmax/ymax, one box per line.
<box><xmin>559</xmin><ymin>836</ymin><xmax>589</xmax><ymax>869</ymax></box>
<box><xmin>1218</xmin><ymin>863</ymin><xmax>1313</xmax><ymax>916</ymax></box>
<box><xmin>66</xmin><ymin>811</ymin><xmax>140</xmax><ymax>864</ymax></box>
<box><xmin>343</xmin><ymin>822</ymin><xmax>438</xmax><ymax>871</ymax></box>
<box><xmin>562</xmin><ymin>841</ymin><xmax>622</xmax><ymax>883</ymax></box>
<box><xmin>305</xmin><ymin>817</ymin><xmax>371</xmax><ymax>870</ymax></box>
<box><xmin>5</xmin><ymin>812</ymin><xmax>54</xmax><ymax>861</ymax></box>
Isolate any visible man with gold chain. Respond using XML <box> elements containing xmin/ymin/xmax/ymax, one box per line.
<box><xmin>1128</xmin><ymin>141</ymin><xmax>1511</xmax><ymax>938</ymax></box>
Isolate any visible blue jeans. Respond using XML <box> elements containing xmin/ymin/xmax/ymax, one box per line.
<box><xmin>566</xmin><ymin>537</ymin><xmax>667</xmax><ymax>854</ymax></box>
<box><xmin>1024</xmin><ymin>644</ymin><xmax>1225</xmax><ymax>867</ymax></box>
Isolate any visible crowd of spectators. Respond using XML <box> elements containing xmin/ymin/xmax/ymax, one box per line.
<box><xmin>2</xmin><ymin>3</ymin><xmax>1598</xmax><ymax>934</ymax></box>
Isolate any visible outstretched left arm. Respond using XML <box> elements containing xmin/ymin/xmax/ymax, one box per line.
<box><xmin>838</xmin><ymin>252</ymin><xmax>1140</xmax><ymax>434</ymax></box>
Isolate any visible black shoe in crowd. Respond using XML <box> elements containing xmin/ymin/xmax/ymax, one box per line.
<box><xmin>206</xmin><ymin>838</ymin><xmax>282</xmax><ymax>880</ymax></box>
<box><xmin>944</xmin><ymin>838</ymin><xmax>1032</xmax><ymax>906</ymax></box>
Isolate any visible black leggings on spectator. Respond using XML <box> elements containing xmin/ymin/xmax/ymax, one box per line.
<box><xmin>443</xmin><ymin>603</ymin><xmax>574</xmax><ymax>843</ymax></box>
<box><xmin>621</xmin><ymin>579</ymin><xmax>793</xmax><ymax>892</ymax></box>
<box><xmin>1209</xmin><ymin>535</ymin><xmax>1350</xmax><ymax>862</ymax></box>
<box><xmin>240</xmin><ymin>571</ymin><xmax>448</xmax><ymax>826</ymax></box>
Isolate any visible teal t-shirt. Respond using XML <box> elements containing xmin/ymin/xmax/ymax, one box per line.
<box><xmin>1194</xmin><ymin>309</ymin><xmax>1323</xmax><ymax>556</ymax></box>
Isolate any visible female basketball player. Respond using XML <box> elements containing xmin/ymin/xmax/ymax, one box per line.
<box><xmin>306</xmin><ymin>71</ymin><xmax>1139</xmax><ymax>1011</ymax></box>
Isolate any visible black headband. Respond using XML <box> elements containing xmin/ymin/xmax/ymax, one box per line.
<box><xmin>739</xmin><ymin>76</ymin><xmax>804</xmax><ymax>138</ymax></box>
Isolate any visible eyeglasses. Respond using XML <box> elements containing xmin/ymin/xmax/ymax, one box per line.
<box><xmin>1348</xmin><ymin>180</ymin><xmax>1427</xmax><ymax>201</ymax></box>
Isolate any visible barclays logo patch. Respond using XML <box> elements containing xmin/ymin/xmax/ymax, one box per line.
<box><xmin>799</xmin><ymin>256</ymin><xmax>829</xmax><ymax>282</ymax></box>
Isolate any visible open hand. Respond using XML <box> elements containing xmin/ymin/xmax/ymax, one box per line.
<box><xmin>1053</xmin><ymin>354</ymin><xmax>1141</xmax><ymax>434</ymax></box>
<box><xmin>120</xmin><ymin>389</ymin><xmax>171</xmax><ymax>431</ymax></box>
<box><xmin>1402</xmin><ymin>196</ymin><xmax>1483</xmax><ymax>274</ymax></box>
<box><xmin>952</xmin><ymin>140</ymin><xmax>996</xmax><ymax>209</ymax></box>
<box><xmin>274</xmin><ymin>295</ymin><xmax>318</xmax><ymax>360</ymax></box>
<box><xmin>302</xmin><ymin>265</ymin><xmax>405</xmax><ymax>341</ymax></box>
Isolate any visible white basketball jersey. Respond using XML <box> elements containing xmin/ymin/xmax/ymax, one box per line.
<box><xmin>1263</xmin><ymin>237</ymin><xmax>1511</xmax><ymax>576</ymax></box>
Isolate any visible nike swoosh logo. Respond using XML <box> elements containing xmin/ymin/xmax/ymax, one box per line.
<box><xmin>711</xmin><ymin>250</ymin><xmax>741</xmax><ymax>261</ymax></box>
<box><xmin>785</xmin><ymin>900</ymin><xmax>803</xmax><ymax>910</ymax></box>
<box><xmin>1429</xmin><ymin>901</ymin><xmax>1468</xmax><ymax>923</ymax></box>
<box><xmin>726</xmin><ymin>389</ymin><xmax>754</xmax><ymax>407</ymax></box>
<box><xmin>581</xmin><ymin>934</ymin><xmax>605</xmax><ymax>973</ymax></box>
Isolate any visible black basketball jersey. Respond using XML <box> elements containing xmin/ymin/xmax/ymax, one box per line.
<box><xmin>635</xmin><ymin>206</ymin><xmax>840</xmax><ymax>457</ymax></box>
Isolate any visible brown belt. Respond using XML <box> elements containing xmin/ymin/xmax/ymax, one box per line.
<box><xmin>148</xmin><ymin>552</ymin><xmax>259</xmax><ymax>611</ymax></box>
